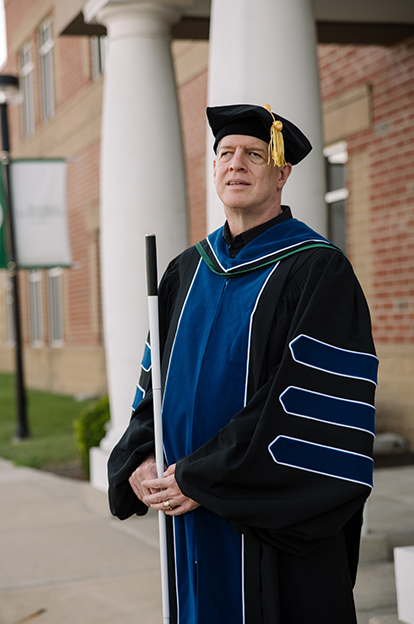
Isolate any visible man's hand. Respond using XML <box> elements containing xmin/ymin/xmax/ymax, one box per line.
<box><xmin>128</xmin><ymin>453</ymin><xmax>158</xmax><ymax>504</ymax></box>
<box><xmin>142</xmin><ymin>463</ymin><xmax>200</xmax><ymax>516</ymax></box>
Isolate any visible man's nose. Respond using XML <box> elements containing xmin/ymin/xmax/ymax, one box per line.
<box><xmin>230</xmin><ymin>148</ymin><xmax>246</xmax><ymax>170</ymax></box>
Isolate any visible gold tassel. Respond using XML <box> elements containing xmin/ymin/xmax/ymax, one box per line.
<box><xmin>263</xmin><ymin>104</ymin><xmax>286</xmax><ymax>167</ymax></box>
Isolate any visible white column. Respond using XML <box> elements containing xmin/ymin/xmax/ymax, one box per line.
<box><xmin>90</xmin><ymin>1</ymin><xmax>188</xmax><ymax>490</ymax></box>
<box><xmin>207</xmin><ymin>0</ymin><xmax>327</xmax><ymax>236</ymax></box>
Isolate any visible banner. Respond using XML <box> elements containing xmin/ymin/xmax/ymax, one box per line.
<box><xmin>10</xmin><ymin>159</ymin><xmax>72</xmax><ymax>268</ymax></box>
<box><xmin>0</xmin><ymin>165</ymin><xmax>7</xmax><ymax>269</ymax></box>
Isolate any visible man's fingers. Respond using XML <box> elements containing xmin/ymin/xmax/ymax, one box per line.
<box><xmin>142</xmin><ymin>475</ymin><xmax>173</xmax><ymax>490</ymax></box>
<box><xmin>143</xmin><ymin>491</ymin><xmax>200</xmax><ymax>515</ymax></box>
<box><xmin>163</xmin><ymin>463</ymin><xmax>176</xmax><ymax>477</ymax></box>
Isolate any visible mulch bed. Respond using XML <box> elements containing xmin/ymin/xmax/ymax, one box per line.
<box><xmin>41</xmin><ymin>460</ymin><xmax>88</xmax><ymax>480</ymax></box>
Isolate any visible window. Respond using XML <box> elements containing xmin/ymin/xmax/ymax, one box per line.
<box><xmin>48</xmin><ymin>267</ymin><xmax>64</xmax><ymax>346</ymax></box>
<box><xmin>28</xmin><ymin>270</ymin><xmax>43</xmax><ymax>346</ymax></box>
<box><xmin>91</xmin><ymin>36</ymin><xmax>107</xmax><ymax>80</ymax></box>
<box><xmin>4</xmin><ymin>272</ymin><xmax>15</xmax><ymax>346</ymax></box>
<box><xmin>19</xmin><ymin>43</ymin><xmax>35</xmax><ymax>138</ymax></box>
<box><xmin>324</xmin><ymin>142</ymin><xmax>348</xmax><ymax>253</ymax></box>
<box><xmin>38</xmin><ymin>19</ymin><xmax>55</xmax><ymax>122</ymax></box>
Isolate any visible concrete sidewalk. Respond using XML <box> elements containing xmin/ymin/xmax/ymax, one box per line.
<box><xmin>0</xmin><ymin>458</ymin><xmax>413</xmax><ymax>624</ymax></box>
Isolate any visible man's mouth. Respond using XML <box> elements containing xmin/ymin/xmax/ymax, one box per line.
<box><xmin>227</xmin><ymin>180</ymin><xmax>249</xmax><ymax>186</ymax></box>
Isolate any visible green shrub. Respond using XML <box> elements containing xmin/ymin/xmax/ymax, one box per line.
<box><xmin>74</xmin><ymin>396</ymin><xmax>110</xmax><ymax>476</ymax></box>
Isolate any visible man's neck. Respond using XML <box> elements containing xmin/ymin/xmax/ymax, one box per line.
<box><xmin>225</xmin><ymin>204</ymin><xmax>283</xmax><ymax>240</ymax></box>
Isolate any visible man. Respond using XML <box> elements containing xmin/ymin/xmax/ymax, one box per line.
<box><xmin>108</xmin><ymin>104</ymin><xmax>378</xmax><ymax>624</ymax></box>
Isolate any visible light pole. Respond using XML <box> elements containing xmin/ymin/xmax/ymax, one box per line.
<box><xmin>0</xmin><ymin>74</ymin><xmax>30</xmax><ymax>440</ymax></box>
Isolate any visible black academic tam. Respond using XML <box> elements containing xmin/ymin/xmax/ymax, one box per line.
<box><xmin>207</xmin><ymin>103</ymin><xmax>312</xmax><ymax>164</ymax></box>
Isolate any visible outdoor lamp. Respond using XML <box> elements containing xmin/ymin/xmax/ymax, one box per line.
<box><xmin>0</xmin><ymin>74</ymin><xmax>20</xmax><ymax>102</ymax></box>
<box><xmin>0</xmin><ymin>73</ymin><xmax>30</xmax><ymax>440</ymax></box>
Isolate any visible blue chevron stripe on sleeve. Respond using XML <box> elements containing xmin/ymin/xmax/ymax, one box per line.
<box><xmin>141</xmin><ymin>342</ymin><xmax>152</xmax><ymax>372</ymax></box>
<box><xmin>289</xmin><ymin>335</ymin><xmax>379</xmax><ymax>385</ymax></box>
<box><xmin>132</xmin><ymin>384</ymin><xmax>145</xmax><ymax>410</ymax></box>
<box><xmin>268</xmin><ymin>436</ymin><xmax>373</xmax><ymax>487</ymax></box>
<box><xmin>279</xmin><ymin>386</ymin><xmax>375</xmax><ymax>436</ymax></box>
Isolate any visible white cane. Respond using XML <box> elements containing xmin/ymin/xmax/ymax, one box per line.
<box><xmin>145</xmin><ymin>234</ymin><xmax>170</xmax><ymax>624</ymax></box>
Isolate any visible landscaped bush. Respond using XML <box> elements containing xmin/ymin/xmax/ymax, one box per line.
<box><xmin>74</xmin><ymin>396</ymin><xmax>110</xmax><ymax>476</ymax></box>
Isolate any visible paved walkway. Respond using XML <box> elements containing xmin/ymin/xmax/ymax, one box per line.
<box><xmin>0</xmin><ymin>457</ymin><xmax>413</xmax><ymax>624</ymax></box>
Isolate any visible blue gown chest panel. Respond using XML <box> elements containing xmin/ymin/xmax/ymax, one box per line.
<box><xmin>162</xmin><ymin>259</ymin><xmax>277</xmax><ymax>624</ymax></box>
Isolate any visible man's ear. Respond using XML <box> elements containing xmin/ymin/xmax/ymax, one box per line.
<box><xmin>213</xmin><ymin>159</ymin><xmax>217</xmax><ymax>184</ymax></box>
<box><xmin>277</xmin><ymin>163</ymin><xmax>292</xmax><ymax>190</ymax></box>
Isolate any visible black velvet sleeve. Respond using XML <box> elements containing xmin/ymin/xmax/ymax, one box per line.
<box><xmin>107</xmin><ymin>254</ymin><xmax>182</xmax><ymax>519</ymax></box>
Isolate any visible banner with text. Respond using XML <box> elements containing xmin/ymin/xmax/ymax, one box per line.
<box><xmin>10</xmin><ymin>159</ymin><xmax>72</xmax><ymax>268</ymax></box>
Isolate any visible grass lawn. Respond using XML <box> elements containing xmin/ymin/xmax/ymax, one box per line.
<box><xmin>0</xmin><ymin>373</ymin><xmax>96</xmax><ymax>473</ymax></box>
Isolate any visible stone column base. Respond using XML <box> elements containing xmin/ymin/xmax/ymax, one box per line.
<box><xmin>90</xmin><ymin>446</ymin><xmax>110</xmax><ymax>492</ymax></box>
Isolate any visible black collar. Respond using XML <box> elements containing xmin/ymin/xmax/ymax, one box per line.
<box><xmin>223</xmin><ymin>206</ymin><xmax>292</xmax><ymax>258</ymax></box>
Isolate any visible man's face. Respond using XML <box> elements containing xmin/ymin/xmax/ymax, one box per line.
<box><xmin>213</xmin><ymin>134</ymin><xmax>291</xmax><ymax>220</ymax></box>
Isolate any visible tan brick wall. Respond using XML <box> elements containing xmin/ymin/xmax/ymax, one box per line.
<box><xmin>319</xmin><ymin>40</ymin><xmax>414</xmax><ymax>447</ymax></box>
<box><xmin>65</xmin><ymin>139</ymin><xmax>102</xmax><ymax>346</ymax></box>
<box><xmin>0</xmin><ymin>0</ymin><xmax>104</xmax><ymax>396</ymax></box>
<box><xmin>0</xmin><ymin>344</ymin><xmax>106</xmax><ymax>395</ymax></box>
<box><xmin>375</xmin><ymin>344</ymin><xmax>414</xmax><ymax>447</ymax></box>
<box><xmin>347</xmin><ymin>151</ymin><xmax>373</xmax><ymax>305</ymax></box>
<box><xmin>319</xmin><ymin>41</ymin><xmax>414</xmax><ymax>345</ymax></box>
<box><xmin>178</xmin><ymin>67</ymin><xmax>208</xmax><ymax>245</ymax></box>
<box><xmin>323</xmin><ymin>84</ymin><xmax>372</xmax><ymax>145</ymax></box>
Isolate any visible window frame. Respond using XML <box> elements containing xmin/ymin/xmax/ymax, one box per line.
<box><xmin>4</xmin><ymin>272</ymin><xmax>15</xmax><ymax>347</ymax></box>
<box><xmin>19</xmin><ymin>42</ymin><xmax>35</xmax><ymax>138</ymax></box>
<box><xmin>38</xmin><ymin>18</ymin><xmax>55</xmax><ymax>122</ymax></box>
<box><xmin>91</xmin><ymin>35</ymin><xmax>107</xmax><ymax>80</ymax></box>
<box><xmin>324</xmin><ymin>141</ymin><xmax>349</xmax><ymax>253</ymax></box>
<box><xmin>28</xmin><ymin>269</ymin><xmax>44</xmax><ymax>347</ymax></box>
<box><xmin>47</xmin><ymin>267</ymin><xmax>64</xmax><ymax>347</ymax></box>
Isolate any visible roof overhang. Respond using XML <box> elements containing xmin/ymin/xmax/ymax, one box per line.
<box><xmin>57</xmin><ymin>0</ymin><xmax>414</xmax><ymax>46</ymax></box>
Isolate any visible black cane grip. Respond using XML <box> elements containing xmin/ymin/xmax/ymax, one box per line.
<box><xmin>145</xmin><ymin>235</ymin><xmax>158</xmax><ymax>296</ymax></box>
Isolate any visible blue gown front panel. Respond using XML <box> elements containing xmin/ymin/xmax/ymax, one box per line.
<box><xmin>162</xmin><ymin>259</ymin><xmax>277</xmax><ymax>624</ymax></box>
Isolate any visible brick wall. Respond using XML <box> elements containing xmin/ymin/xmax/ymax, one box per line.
<box><xmin>55</xmin><ymin>35</ymin><xmax>90</xmax><ymax>112</ymax></box>
<box><xmin>4</xmin><ymin>0</ymin><xmax>40</xmax><ymax>43</ymax></box>
<box><xmin>1</xmin><ymin>0</ymin><xmax>103</xmax><ymax>384</ymax></box>
<box><xmin>318</xmin><ymin>40</ymin><xmax>414</xmax><ymax>346</ymax></box>
<box><xmin>178</xmin><ymin>68</ymin><xmax>208</xmax><ymax>245</ymax></box>
<box><xmin>65</xmin><ymin>138</ymin><xmax>102</xmax><ymax>346</ymax></box>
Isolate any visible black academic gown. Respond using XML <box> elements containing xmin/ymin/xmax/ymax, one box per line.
<box><xmin>108</xmin><ymin>216</ymin><xmax>378</xmax><ymax>624</ymax></box>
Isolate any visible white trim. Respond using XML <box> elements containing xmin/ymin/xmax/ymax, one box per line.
<box><xmin>279</xmin><ymin>385</ymin><xmax>376</xmax><ymax>436</ymax></box>
<box><xmin>205</xmin><ymin>236</ymin><xmax>329</xmax><ymax>274</ymax></box>
<box><xmin>323</xmin><ymin>141</ymin><xmax>348</xmax><ymax>163</ymax></box>
<box><xmin>83</xmin><ymin>0</ymin><xmax>110</xmax><ymax>24</ymax></box>
<box><xmin>137</xmin><ymin>382</ymin><xmax>146</xmax><ymax>401</ymax></box>
<box><xmin>162</xmin><ymin>260</ymin><xmax>202</xmax><ymax>410</ymax></box>
<box><xmin>39</xmin><ymin>38</ymin><xmax>54</xmax><ymax>56</ymax></box>
<box><xmin>268</xmin><ymin>435</ymin><xmax>373</xmax><ymax>488</ymax></box>
<box><xmin>172</xmin><ymin>517</ymin><xmax>180</xmax><ymax>624</ymax></box>
<box><xmin>325</xmin><ymin>188</ymin><xmax>349</xmax><ymax>204</ymax></box>
<box><xmin>289</xmin><ymin>334</ymin><xmax>379</xmax><ymax>386</ymax></box>
<box><xmin>20</xmin><ymin>60</ymin><xmax>34</xmax><ymax>78</ymax></box>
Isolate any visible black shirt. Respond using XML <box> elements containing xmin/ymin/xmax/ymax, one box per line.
<box><xmin>222</xmin><ymin>206</ymin><xmax>292</xmax><ymax>258</ymax></box>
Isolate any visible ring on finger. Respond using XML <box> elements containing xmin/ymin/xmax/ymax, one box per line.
<box><xmin>164</xmin><ymin>500</ymin><xmax>173</xmax><ymax>511</ymax></box>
